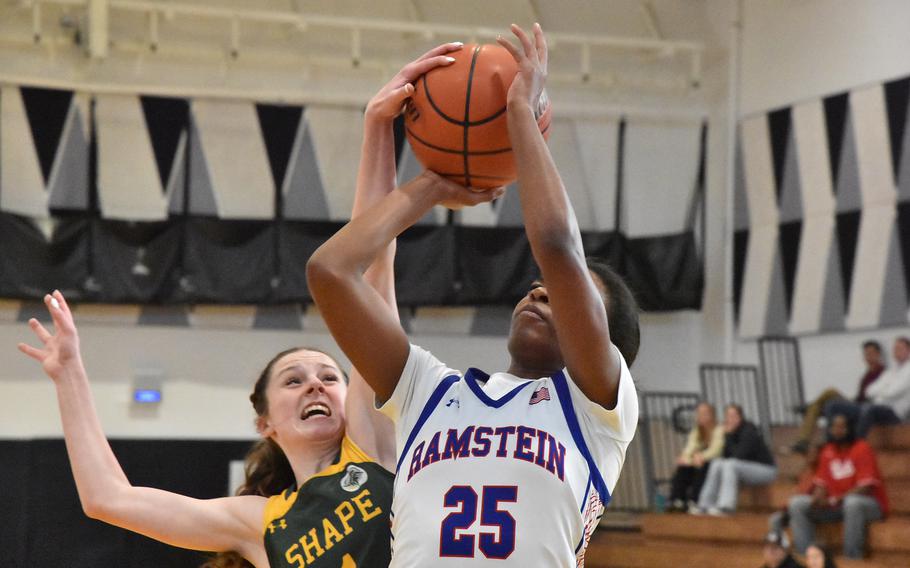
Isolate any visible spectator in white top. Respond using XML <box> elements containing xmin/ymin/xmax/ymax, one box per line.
<box><xmin>826</xmin><ymin>337</ymin><xmax>910</xmax><ymax>438</ymax></box>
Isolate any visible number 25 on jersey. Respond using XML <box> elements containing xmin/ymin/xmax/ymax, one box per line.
<box><xmin>439</xmin><ymin>485</ymin><xmax>517</xmax><ymax>559</ymax></box>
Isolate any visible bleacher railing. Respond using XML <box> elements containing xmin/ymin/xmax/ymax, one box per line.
<box><xmin>700</xmin><ymin>363</ymin><xmax>771</xmax><ymax>441</ymax></box>
<box><xmin>758</xmin><ymin>336</ymin><xmax>805</xmax><ymax>426</ymax></box>
<box><xmin>630</xmin><ymin>391</ymin><xmax>702</xmax><ymax>511</ymax></box>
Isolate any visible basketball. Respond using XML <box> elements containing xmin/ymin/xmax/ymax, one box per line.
<box><xmin>404</xmin><ymin>43</ymin><xmax>552</xmax><ymax>190</ymax></box>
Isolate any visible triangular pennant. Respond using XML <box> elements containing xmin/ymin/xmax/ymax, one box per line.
<box><xmin>47</xmin><ymin>103</ymin><xmax>89</xmax><ymax>211</ymax></box>
<box><xmin>834</xmin><ymin>112</ymin><xmax>862</xmax><ymax>212</ymax></box>
<box><xmin>283</xmin><ymin>117</ymin><xmax>330</xmax><ymax>221</ymax></box>
<box><xmin>733</xmin><ymin>229</ymin><xmax>749</xmax><ymax>324</ymax></box>
<box><xmin>187</xmin><ymin>117</ymin><xmax>219</xmax><ymax>216</ymax></box>
<box><xmin>20</xmin><ymin>86</ymin><xmax>74</xmax><ymax>185</ymax></box>
<box><xmin>778</xmin><ymin>122</ymin><xmax>803</xmax><ymax>222</ymax></box>
<box><xmin>765</xmin><ymin>248</ymin><xmax>789</xmax><ymax>335</ymax></box>
<box><xmin>819</xmin><ymin>227</ymin><xmax>846</xmax><ymax>332</ymax></box>
<box><xmin>824</xmin><ymin>92</ymin><xmax>849</xmax><ymax>188</ymax></box>
<box><xmin>166</xmin><ymin>132</ymin><xmax>188</xmax><ymax>215</ymax></box>
<box><xmin>895</xmin><ymin>86</ymin><xmax>910</xmax><ymax>201</ymax></box>
<box><xmin>879</xmin><ymin>223</ymin><xmax>908</xmax><ymax>326</ymax></box>
<box><xmin>733</xmin><ymin>137</ymin><xmax>750</xmax><ymax>231</ymax></box>
<box><xmin>141</xmin><ymin>95</ymin><xmax>189</xmax><ymax>193</ymax></box>
<box><xmin>885</xmin><ymin>77</ymin><xmax>910</xmax><ymax>187</ymax></box>
<box><xmin>257</xmin><ymin>103</ymin><xmax>303</xmax><ymax>195</ymax></box>
<box><xmin>836</xmin><ymin>210</ymin><xmax>862</xmax><ymax>310</ymax></box>
<box><xmin>767</xmin><ymin>107</ymin><xmax>791</xmax><ymax>206</ymax></box>
<box><xmin>779</xmin><ymin>221</ymin><xmax>802</xmax><ymax>317</ymax></box>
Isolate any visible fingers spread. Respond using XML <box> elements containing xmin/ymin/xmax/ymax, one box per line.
<box><xmin>406</xmin><ymin>54</ymin><xmax>457</xmax><ymax>80</ymax></box>
<box><xmin>45</xmin><ymin>293</ymin><xmax>70</xmax><ymax>335</ymax></box>
<box><xmin>496</xmin><ymin>35</ymin><xmax>521</xmax><ymax>62</ymax></box>
<box><xmin>29</xmin><ymin>317</ymin><xmax>52</xmax><ymax>344</ymax></box>
<box><xmin>417</xmin><ymin>41</ymin><xmax>464</xmax><ymax>62</ymax></box>
<box><xmin>533</xmin><ymin>23</ymin><xmax>548</xmax><ymax>69</ymax></box>
<box><xmin>17</xmin><ymin>342</ymin><xmax>45</xmax><ymax>363</ymax></box>
<box><xmin>511</xmin><ymin>24</ymin><xmax>535</xmax><ymax>61</ymax></box>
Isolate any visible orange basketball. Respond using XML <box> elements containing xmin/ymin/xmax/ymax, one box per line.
<box><xmin>404</xmin><ymin>43</ymin><xmax>552</xmax><ymax>190</ymax></box>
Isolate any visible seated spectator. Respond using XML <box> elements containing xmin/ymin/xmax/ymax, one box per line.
<box><xmin>769</xmin><ymin>444</ymin><xmax>820</xmax><ymax>532</ymax></box>
<box><xmin>668</xmin><ymin>401</ymin><xmax>724</xmax><ymax>512</ymax></box>
<box><xmin>790</xmin><ymin>340</ymin><xmax>885</xmax><ymax>454</ymax></box>
<box><xmin>761</xmin><ymin>530</ymin><xmax>804</xmax><ymax>568</ymax></box>
<box><xmin>694</xmin><ymin>404</ymin><xmax>777</xmax><ymax>515</ymax></box>
<box><xmin>788</xmin><ymin>413</ymin><xmax>889</xmax><ymax>559</ymax></box>
<box><xmin>805</xmin><ymin>543</ymin><xmax>837</xmax><ymax>568</ymax></box>
<box><xmin>826</xmin><ymin>337</ymin><xmax>910</xmax><ymax>438</ymax></box>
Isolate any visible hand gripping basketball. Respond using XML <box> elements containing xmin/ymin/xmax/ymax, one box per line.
<box><xmin>404</xmin><ymin>36</ymin><xmax>552</xmax><ymax>190</ymax></box>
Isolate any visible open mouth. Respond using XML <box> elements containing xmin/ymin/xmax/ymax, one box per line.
<box><xmin>301</xmin><ymin>402</ymin><xmax>332</xmax><ymax>420</ymax></box>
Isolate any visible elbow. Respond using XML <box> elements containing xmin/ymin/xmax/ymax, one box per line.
<box><xmin>306</xmin><ymin>251</ymin><xmax>346</xmax><ymax>302</ymax></box>
<box><xmin>530</xmin><ymin>226</ymin><xmax>582</xmax><ymax>263</ymax></box>
<box><xmin>81</xmin><ymin>496</ymin><xmax>111</xmax><ymax>521</ymax></box>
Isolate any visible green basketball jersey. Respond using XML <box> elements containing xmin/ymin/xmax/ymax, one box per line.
<box><xmin>263</xmin><ymin>436</ymin><xmax>393</xmax><ymax>568</ymax></box>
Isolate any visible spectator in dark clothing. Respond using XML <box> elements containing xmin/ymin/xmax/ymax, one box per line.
<box><xmin>790</xmin><ymin>341</ymin><xmax>885</xmax><ymax>454</ymax></box>
<box><xmin>826</xmin><ymin>337</ymin><xmax>910</xmax><ymax>438</ymax></box>
<box><xmin>694</xmin><ymin>404</ymin><xmax>777</xmax><ymax>515</ymax></box>
<box><xmin>788</xmin><ymin>413</ymin><xmax>888</xmax><ymax>559</ymax></box>
<box><xmin>761</xmin><ymin>530</ymin><xmax>804</xmax><ymax>568</ymax></box>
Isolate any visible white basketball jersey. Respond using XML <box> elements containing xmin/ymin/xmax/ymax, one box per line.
<box><xmin>379</xmin><ymin>344</ymin><xmax>638</xmax><ymax>567</ymax></box>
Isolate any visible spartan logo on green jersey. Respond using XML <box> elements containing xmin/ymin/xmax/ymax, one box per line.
<box><xmin>340</xmin><ymin>464</ymin><xmax>367</xmax><ymax>492</ymax></box>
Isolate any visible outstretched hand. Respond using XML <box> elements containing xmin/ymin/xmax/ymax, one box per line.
<box><xmin>18</xmin><ymin>290</ymin><xmax>83</xmax><ymax>382</ymax></box>
<box><xmin>365</xmin><ymin>42</ymin><xmax>464</xmax><ymax>122</ymax></box>
<box><xmin>496</xmin><ymin>23</ymin><xmax>548</xmax><ymax>113</ymax></box>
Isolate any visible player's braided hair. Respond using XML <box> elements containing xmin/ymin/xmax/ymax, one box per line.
<box><xmin>202</xmin><ymin>346</ymin><xmax>345</xmax><ymax>568</ymax></box>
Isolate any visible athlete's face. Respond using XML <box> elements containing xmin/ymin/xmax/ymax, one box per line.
<box><xmin>259</xmin><ymin>349</ymin><xmax>347</xmax><ymax>449</ymax></box>
<box><xmin>507</xmin><ymin>271</ymin><xmax>607</xmax><ymax>374</ymax></box>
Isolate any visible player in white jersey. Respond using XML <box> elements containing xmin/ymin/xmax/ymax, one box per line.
<box><xmin>308</xmin><ymin>23</ymin><xmax>640</xmax><ymax>567</ymax></box>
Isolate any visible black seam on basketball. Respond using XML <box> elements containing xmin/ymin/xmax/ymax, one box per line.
<box><xmin>422</xmin><ymin>74</ymin><xmax>467</xmax><ymax>127</ymax></box>
<box><xmin>463</xmin><ymin>45</ymin><xmax>482</xmax><ymax>187</ymax></box>
<box><xmin>421</xmin><ymin>73</ymin><xmax>509</xmax><ymax>127</ymax></box>
<box><xmin>406</xmin><ymin>127</ymin><xmax>512</xmax><ymax>155</ymax></box>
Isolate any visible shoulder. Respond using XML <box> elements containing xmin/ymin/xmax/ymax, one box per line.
<box><xmin>852</xmin><ymin>439</ymin><xmax>875</xmax><ymax>456</ymax></box>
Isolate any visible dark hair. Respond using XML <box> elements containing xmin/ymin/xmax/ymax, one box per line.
<box><xmin>862</xmin><ymin>340</ymin><xmax>882</xmax><ymax>353</ymax></box>
<box><xmin>203</xmin><ymin>346</ymin><xmax>344</xmax><ymax>568</ymax></box>
<box><xmin>586</xmin><ymin>258</ymin><xmax>640</xmax><ymax>366</ymax></box>
<box><xmin>827</xmin><ymin>412</ymin><xmax>856</xmax><ymax>445</ymax></box>
<box><xmin>726</xmin><ymin>404</ymin><xmax>744</xmax><ymax>420</ymax></box>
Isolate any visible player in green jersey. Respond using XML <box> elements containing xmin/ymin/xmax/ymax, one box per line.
<box><xmin>17</xmin><ymin>42</ymin><xmax>475</xmax><ymax>568</ymax></box>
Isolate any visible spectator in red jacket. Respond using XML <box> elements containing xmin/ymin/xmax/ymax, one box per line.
<box><xmin>787</xmin><ymin>413</ymin><xmax>888</xmax><ymax>559</ymax></box>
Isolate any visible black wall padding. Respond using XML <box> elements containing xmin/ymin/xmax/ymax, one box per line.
<box><xmin>0</xmin><ymin>214</ymin><xmax>90</xmax><ymax>298</ymax></box>
<box><xmin>0</xmin><ymin>438</ymin><xmax>253</xmax><ymax>568</ymax></box>
<box><xmin>0</xmin><ymin>212</ymin><xmax>702</xmax><ymax>310</ymax></box>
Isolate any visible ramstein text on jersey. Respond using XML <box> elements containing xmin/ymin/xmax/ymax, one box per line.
<box><xmin>406</xmin><ymin>425</ymin><xmax>567</xmax><ymax>482</ymax></box>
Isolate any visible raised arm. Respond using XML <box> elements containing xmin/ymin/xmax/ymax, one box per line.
<box><xmin>344</xmin><ymin>43</ymin><xmax>462</xmax><ymax>469</ymax></box>
<box><xmin>308</xmin><ymin>173</ymin><xmax>502</xmax><ymax>402</ymax></box>
<box><xmin>498</xmin><ymin>24</ymin><xmax>623</xmax><ymax>408</ymax></box>
<box><xmin>18</xmin><ymin>292</ymin><xmax>267</xmax><ymax>565</ymax></box>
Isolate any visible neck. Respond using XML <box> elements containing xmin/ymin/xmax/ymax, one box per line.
<box><xmin>284</xmin><ymin>436</ymin><xmax>343</xmax><ymax>487</ymax></box>
<box><xmin>506</xmin><ymin>360</ymin><xmax>560</xmax><ymax>379</ymax></box>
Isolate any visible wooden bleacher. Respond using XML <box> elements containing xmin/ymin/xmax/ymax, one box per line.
<box><xmin>585</xmin><ymin>424</ymin><xmax>910</xmax><ymax>567</ymax></box>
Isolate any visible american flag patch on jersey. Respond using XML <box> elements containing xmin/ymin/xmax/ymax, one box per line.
<box><xmin>529</xmin><ymin>386</ymin><xmax>551</xmax><ymax>405</ymax></box>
